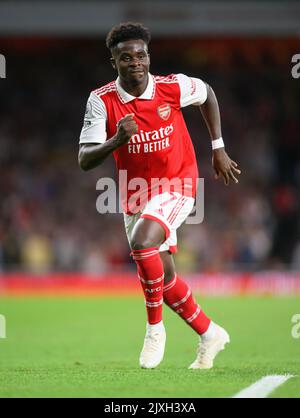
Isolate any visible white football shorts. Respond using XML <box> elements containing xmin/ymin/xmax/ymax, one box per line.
<box><xmin>123</xmin><ymin>191</ymin><xmax>195</xmax><ymax>253</ymax></box>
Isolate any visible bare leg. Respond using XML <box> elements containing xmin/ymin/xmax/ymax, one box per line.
<box><xmin>160</xmin><ymin>251</ymin><xmax>176</xmax><ymax>284</ymax></box>
<box><xmin>130</xmin><ymin>218</ymin><xmax>166</xmax><ymax>250</ymax></box>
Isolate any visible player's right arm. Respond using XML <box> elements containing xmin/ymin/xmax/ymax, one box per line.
<box><xmin>79</xmin><ymin>114</ymin><xmax>137</xmax><ymax>171</ymax></box>
<box><xmin>78</xmin><ymin>93</ymin><xmax>137</xmax><ymax>171</ymax></box>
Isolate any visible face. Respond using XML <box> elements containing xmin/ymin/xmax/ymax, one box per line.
<box><xmin>111</xmin><ymin>39</ymin><xmax>150</xmax><ymax>84</ymax></box>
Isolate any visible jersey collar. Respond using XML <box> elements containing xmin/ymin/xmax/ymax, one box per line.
<box><xmin>115</xmin><ymin>73</ymin><xmax>155</xmax><ymax>103</ymax></box>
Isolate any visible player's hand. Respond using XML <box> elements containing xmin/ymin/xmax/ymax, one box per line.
<box><xmin>116</xmin><ymin>114</ymin><xmax>138</xmax><ymax>145</ymax></box>
<box><xmin>212</xmin><ymin>148</ymin><xmax>241</xmax><ymax>186</ymax></box>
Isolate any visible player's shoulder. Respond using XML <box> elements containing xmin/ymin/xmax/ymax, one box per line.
<box><xmin>92</xmin><ymin>80</ymin><xmax>117</xmax><ymax>98</ymax></box>
<box><xmin>154</xmin><ymin>74</ymin><xmax>179</xmax><ymax>84</ymax></box>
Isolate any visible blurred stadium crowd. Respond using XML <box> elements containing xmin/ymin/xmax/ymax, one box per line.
<box><xmin>0</xmin><ymin>37</ymin><xmax>299</xmax><ymax>274</ymax></box>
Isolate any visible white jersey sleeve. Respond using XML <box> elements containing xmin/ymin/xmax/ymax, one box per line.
<box><xmin>79</xmin><ymin>92</ymin><xmax>107</xmax><ymax>144</ymax></box>
<box><xmin>177</xmin><ymin>73</ymin><xmax>208</xmax><ymax>108</ymax></box>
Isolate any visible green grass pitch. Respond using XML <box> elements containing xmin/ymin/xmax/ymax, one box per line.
<box><xmin>0</xmin><ymin>295</ymin><xmax>299</xmax><ymax>398</ymax></box>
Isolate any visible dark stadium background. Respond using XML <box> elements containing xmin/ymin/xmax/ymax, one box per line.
<box><xmin>0</xmin><ymin>1</ymin><xmax>299</xmax><ymax>284</ymax></box>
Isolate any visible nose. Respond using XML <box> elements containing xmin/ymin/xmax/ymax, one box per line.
<box><xmin>130</xmin><ymin>57</ymin><xmax>143</xmax><ymax>66</ymax></box>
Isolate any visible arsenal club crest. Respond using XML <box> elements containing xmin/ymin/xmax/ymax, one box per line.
<box><xmin>157</xmin><ymin>104</ymin><xmax>171</xmax><ymax>121</ymax></box>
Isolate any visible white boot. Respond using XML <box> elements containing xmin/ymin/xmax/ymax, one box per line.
<box><xmin>189</xmin><ymin>323</ymin><xmax>230</xmax><ymax>370</ymax></box>
<box><xmin>139</xmin><ymin>321</ymin><xmax>166</xmax><ymax>369</ymax></box>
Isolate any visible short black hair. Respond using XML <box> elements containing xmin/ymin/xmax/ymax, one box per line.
<box><xmin>106</xmin><ymin>22</ymin><xmax>151</xmax><ymax>50</ymax></box>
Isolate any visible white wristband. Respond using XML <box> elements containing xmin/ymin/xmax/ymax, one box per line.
<box><xmin>212</xmin><ymin>137</ymin><xmax>225</xmax><ymax>150</ymax></box>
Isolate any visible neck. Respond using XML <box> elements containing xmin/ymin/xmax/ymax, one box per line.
<box><xmin>120</xmin><ymin>74</ymin><xmax>149</xmax><ymax>97</ymax></box>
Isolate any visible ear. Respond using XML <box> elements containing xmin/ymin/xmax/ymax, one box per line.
<box><xmin>110</xmin><ymin>57</ymin><xmax>116</xmax><ymax>70</ymax></box>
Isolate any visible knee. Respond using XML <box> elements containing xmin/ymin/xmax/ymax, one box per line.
<box><xmin>130</xmin><ymin>218</ymin><xmax>166</xmax><ymax>252</ymax></box>
<box><xmin>130</xmin><ymin>238</ymin><xmax>160</xmax><ymax>251</ymax></box>
<box><xmin>130</xmin><ymin>225</ymin><xmax>164</xmax><ymax>251</ymax></box>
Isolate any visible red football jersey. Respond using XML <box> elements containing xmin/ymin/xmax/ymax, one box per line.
<box><xmin>80</xmin><ymin>73</ymin><xmax>208</xmax><ymax>214</ymax></box>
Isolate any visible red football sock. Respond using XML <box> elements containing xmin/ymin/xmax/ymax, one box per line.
<box><xmin>163</xmin><ymin>275</ymin><xmax>211</xmax><ymax>334</ymax></box>
<box><xmin>131</xmin><ymin>247</ymin><xmax>164</xmax><ymax>325</ymax></box>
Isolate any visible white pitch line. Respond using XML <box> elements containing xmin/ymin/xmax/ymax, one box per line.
<box><xmin>233</xmin><ymin>375</ymin><xmax>294</xmax><ymax>398</ymax></box>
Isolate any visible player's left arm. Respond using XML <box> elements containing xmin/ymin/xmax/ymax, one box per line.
<box><xmin>178</xmin><ymin>73</ymin><xmax>241</xmax><ymax>186</ymax></box>
<box><xmin>200</xmin><ymin>83</ymin><xmax>241</xmax><ymax>186</ymax></box>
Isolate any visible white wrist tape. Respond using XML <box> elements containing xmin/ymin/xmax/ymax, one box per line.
<box><xmin>212</xmin><ymin>137</ymin><xmax>225</xmax><ymax>150</ymax></box>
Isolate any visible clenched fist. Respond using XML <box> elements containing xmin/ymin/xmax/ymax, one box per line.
<box><xmin>116</xmin><ymin>114</ymin><xmax>138</xmax><ymax>146</ymax></box>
